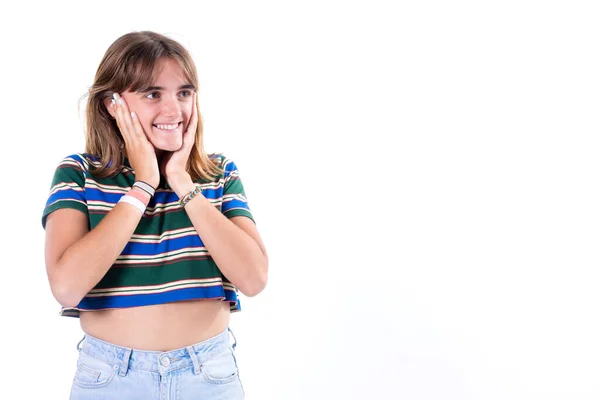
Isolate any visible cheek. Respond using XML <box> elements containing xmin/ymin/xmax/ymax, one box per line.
<box><xmin>184</xmin><ymin>103</ymin><xmax>193</xmax><ymax>119</ymax></box>
<box><xmin>131</xmin><ymin>112</ymin><xmax>152</xmax><ymax>130</ymax></box>
<box><xmin>130</xmin><ymin>107</ymin><xmax>155</xmax><ymax>128</ymax></box>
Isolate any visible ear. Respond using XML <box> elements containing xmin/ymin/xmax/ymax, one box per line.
<box><xmin>103</xmin><ymin>97</ymin><xmax>116</xmax><ymax>118</ymax></box>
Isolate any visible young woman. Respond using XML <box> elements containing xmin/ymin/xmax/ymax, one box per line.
<box><xmin>42</xmin><ymin>31</ymin><xmax>268</xmax><ymax>399</ymax></box>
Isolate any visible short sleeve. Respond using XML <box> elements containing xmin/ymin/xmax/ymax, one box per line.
<box><xmin>41</xmin><ymin>155</ymin><xmax>89</xmax><ymax>229</ymax></box>
<box><xmin>221</xmin><ymin>157</ymin><xmax>255</xmax><ymax>223</ymax></box>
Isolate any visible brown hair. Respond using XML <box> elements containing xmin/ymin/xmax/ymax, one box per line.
<box><xmin>84</xmin><ymin>31</ymin><xmax>221</xmax><ymax>180</ymax></box>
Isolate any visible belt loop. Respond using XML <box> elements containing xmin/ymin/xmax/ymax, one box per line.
<box><xmin>187</xmin><ymin>346</ymin><xmax>201</xmax><ymax>375</ymax></box>
<box><xmin>119</xmin><ymin>348</ymin><xmax>132</xmax><ymax>377</ymax></box>
<box><xmin>76</xmin><ymin>335</ymin><xmax>86</xmax><ymax>352</ymax></box>
<box><xmin>228</xmin><ymin>326</ymin><xmax>237</xmax><ymax>350</ymax></box>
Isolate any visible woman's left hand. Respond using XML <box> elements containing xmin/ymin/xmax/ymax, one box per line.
<box><xmin>161</xmin><ymin>93</ymin><xmax>198</xmax><ymax>195</ymax></box>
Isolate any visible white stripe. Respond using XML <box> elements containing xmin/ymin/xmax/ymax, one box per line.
<box><xmin>130</xmin><ymin>228</ymin><xmax>199</xmax><ymax>243</ymax></box>
<box><xmin>116</xmin><ymin>247</ymin><xmax>210</xmax><ymax>263</ymax></box>
<box><xmin>49</xmin><ymin>183</ymin><xmax>84</xmax><ymax>196</ymax></box>
<box><xmin>46</xmin><ymin>198</ymin><xmax>87</xmax><ymax>208</ymax></box>
<box><xmin>88</xmin><ymin>278</ymin><xmax>223</xmax><ymax>295</ymax></box>
<box><xmin>86</xmin><ymin>180</ymin><xmax>129</xmax><ymax>193</ymax></box>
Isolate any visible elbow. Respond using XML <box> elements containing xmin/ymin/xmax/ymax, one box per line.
<box><xmin>241</xmin><ymin>259</ymin><xmax>268</xmax><ymax>297</ymax></box>
<box><xmin>243</xmin><ymin>281</ymin><xmax>267</xmax><ymax>298</ymax></box>
<box><xmin>47</xmin><ymin>257</ymin><xmax>88</xmax><ymax>308</ymax></box>
<box><xmin>48</xmin><ymin>275</ymin><xmax>84</xmax><ymax>309</ymax></box>
<box><xmin>51</xmin><ymin>284</ymin><xmax>83</xmax><ymax>309</ymax></box>
<box><xmin>244</xmin><ymin>279</ymin><xmax>267</xmax><ymax>297</ymax></box>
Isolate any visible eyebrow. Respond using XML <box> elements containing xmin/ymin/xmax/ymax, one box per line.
<box><xmin>139</xmin><ymin>84</ymin><xmax>196</xmax><ymax>93</ymax></box>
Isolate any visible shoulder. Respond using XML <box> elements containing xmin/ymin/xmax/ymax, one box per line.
<box><xmin>209</xmin><ymin>153</ymin><xmax>242</xmax><ymax>175</ymax></box>
<box><xmin>206</xmin><ymin>152</ymin><xmax>237</xmax><ymax>179</ymax></box>
<box><xmin>208</xmin><ymin>153</ymin><xmax>226</xmax><ymax>167</ymax></box>
<box><xmin>55</xmin><ymin>153</ymin><xmax>99</xmax><ymax>172</ymax></box>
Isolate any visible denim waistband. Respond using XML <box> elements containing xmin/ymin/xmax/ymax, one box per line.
<box><xmin>78</xmin><ymin>327</ymin><xmax>236</xmax><ymax>377</ymax></box>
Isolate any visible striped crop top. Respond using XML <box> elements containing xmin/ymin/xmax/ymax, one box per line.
<box><xmin>42</xmin><ymin>153</ymin><xmax>254</xmax><ymax>318</ymax></box>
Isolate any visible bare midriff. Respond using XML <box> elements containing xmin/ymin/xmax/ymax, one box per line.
<box><xmin>79</xmin><ymin>299</ymin><xmax>231</xmax><ymax>351</ymax></box>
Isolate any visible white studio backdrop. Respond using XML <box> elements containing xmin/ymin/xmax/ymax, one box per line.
<box><xmin>0</xmin><ymin>1</ymin><xmax>599</xmax><ymax>399</ymax></box>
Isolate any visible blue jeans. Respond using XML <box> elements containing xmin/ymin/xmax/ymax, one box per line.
<box><xmin>70</xmin><ymin>327</ymin><xmax>245</xmax><ymax>399</ymax></box>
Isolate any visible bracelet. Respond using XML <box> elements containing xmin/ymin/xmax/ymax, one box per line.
<box><xmin>133</xmin><ymin>180</ymin><xmax>156</xmax><ymax>197</ymax></box>
<box><xmin>128</xmin><ymin>187</ymin><xmax>151</xmax><ymax>204</ymax></box>
<box><xmin>119</xmin><ymin>194</ymin><xmax>147</xmax><ymax>215</ymax></box>
<box><xmin>178</xmin><ymin>185</ymin><xmax>202</xmax><ymax>208</ymax></box>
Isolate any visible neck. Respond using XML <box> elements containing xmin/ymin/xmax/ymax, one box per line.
<box><xmin>123</xmin><ymin>149</ymin><xmax>165</xmax><ymax>161</ymax></box>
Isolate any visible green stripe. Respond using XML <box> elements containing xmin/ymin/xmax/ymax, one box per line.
<box><xmin>96</xmin><ymin>259</ymin><xmax>227</xmax><ymax>288</ymax></box>
<box><xmin>224</xmin><ymin>209</ymin><xmax>255</xmax><ymax>222</ymax></box>
<box><xmin>42</xmin><ymin>201</ymin><xmax>88</xmax><ymax>228</ymax></box>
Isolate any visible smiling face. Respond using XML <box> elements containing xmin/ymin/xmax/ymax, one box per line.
<box><xmin>118</xmin><ymin>57</ymin><xmax>196</xmax><ymax>156</ymax></box>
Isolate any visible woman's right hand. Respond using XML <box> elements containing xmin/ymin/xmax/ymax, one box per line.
<box><xmin>113</xmin><ymin>93</ymin><xmax>160</xmax><ymax>189</ymax></box>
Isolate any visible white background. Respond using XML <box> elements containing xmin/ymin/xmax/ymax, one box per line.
<box><xmin>0</xmin><ymin>1</ymin><xmax>599</xmax><ymax>399</ymax></box>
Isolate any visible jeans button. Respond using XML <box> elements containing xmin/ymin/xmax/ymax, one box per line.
<box><xmin>160</xmin><ymin>356</ymin><xmax>171</xmax><ymax>367</ymax></box>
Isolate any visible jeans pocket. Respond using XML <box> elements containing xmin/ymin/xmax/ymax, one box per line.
<box><xmin>201</xmin><ymin>347</ymin><xmax>239</xmax><ymax>384</ymax></box>
<box><xmin>73</xmin><ymin>352</ymin><xmax>119</xmax><ymax>389</ymax></box>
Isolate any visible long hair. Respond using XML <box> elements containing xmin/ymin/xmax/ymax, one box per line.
<box><xmin>84</xmin><ymin>31</ymin><xmax>221</xmax><ymax>180</ymax></box>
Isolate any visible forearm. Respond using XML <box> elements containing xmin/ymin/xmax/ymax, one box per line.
<box><xmin>173</xmin><ymin>179</ymin><xmax>267</xmax><ymax>297</ymax></box>
<box><xmin>53</xmin><ymin>203</ymin><xmax>142</xmax><ymax>307</ymax></box>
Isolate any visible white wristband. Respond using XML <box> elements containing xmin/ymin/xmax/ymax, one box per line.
<box><xmin>118</xmin><ymin>194</ymin><xmax>146</xmax><ymax>215</ymax></box>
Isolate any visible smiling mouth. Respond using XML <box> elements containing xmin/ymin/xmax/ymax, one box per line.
<box><xmin>152</xmin><ymin>122</ymin><xmax>182</xmax><ymax>131</ymax></box>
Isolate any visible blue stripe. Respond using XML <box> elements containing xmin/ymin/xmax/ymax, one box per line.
<box><xmin>67</xmin><ymin>154</ymin><xmax>87</xmax><ymax>165</ymax></box>
<box><xmin>46</xmin><ymin>191</ymin><xmax>85</xmax><ymax>206</ymax></box>
<box><xmin>122</xmin><ymin>233</ymin><xmax>205</xmax><ymax>255</ymax></box>
<box><xmin>85</xmin><ymin>189</ymin><xmax>179</xmax><ymax>205</ymax></box>
<box><xmin>223</xmin><ymin>160</ymin><xmax>237</xmax><ymax>177</ymax></box>
<box><xmin>153</xmin><ymin>191</ymin><xmax>178</xmax><ymax>203</ymax></box>
<box><xmin>85</xmin><ymin>187</ymin><xmax>225</xmax><ymax>203</ymax></box>
<box><xmin>77</xmin><ymin>286</ymin><xmax>240</xmax><ymax>311</ymax></box>
<box><xmin>200</xmin><ymin>187</ymin><xmax>224</xmax><ymax>200</ymax></box>
<box><xmin>85</xmin><ymin>189</ymin><xmax>124</xmax><ymax>203</ymax></box>
<box><xmin>222</xmin><ymin>198</ymin><xmax>249</xmax><ymax>213</ymax></box>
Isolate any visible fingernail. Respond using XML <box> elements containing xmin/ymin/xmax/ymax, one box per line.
<box><xmin>111</xmin><ymin>99</ymin><xmax>115</xmax><ymax>105</ymax></box>
<box><xmin>131</xmin><ymin>111</ymin><xmax>136</xmax><ymax>119</ymax></box>
<box><xmin>112</xmin><ymin>93</ymin><xmax>118</xmax><ymax>100</ymax></box>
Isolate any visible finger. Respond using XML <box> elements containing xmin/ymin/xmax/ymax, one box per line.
<box><xmin>113</xmin><ymin>93</ymin><xmax>133</xmax><ymax>144</ymax></box>
<box><xmin>110</xmin><ymin>95</ymin><xmax>126</xmax><ymax>137</ymax></box>
<box><xmin>130</xmin><ymin>111</ymin><xmax>149</xmax><ymax>141</ymax></box>
<box><xmin>121</xmin><ymin>103</ymin><xmax>149</xmax><ymax>143</ymax></box>
<box><xmin>113</xmin><ymin>93</ymin><xmax>137</xmax><ymax>143</ymax></box>
<box><xmin>181</xmin><ymin>94</ymin><xmax>198</xmax><ymax>148</ymax></box>
<box><xmin>187</xmin><ymin>92</ymin><xmax>199</xmax><ymax>134</ymax></box>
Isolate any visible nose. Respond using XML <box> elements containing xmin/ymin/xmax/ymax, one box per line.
<box><xmin>161</xmin><ymin>95</ymin><xmax>182</xmax><ymax>118</ymax></box>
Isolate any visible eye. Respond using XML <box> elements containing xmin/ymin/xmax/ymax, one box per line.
<box><xmin>179</xmin><ymin>90</ymin><xmax>193</xmax><ymax>98</ymax></box>
<box><xmin>145</xmin><ymin>91</ymin><xmax>160</xmax><ymax>100</ymax></box>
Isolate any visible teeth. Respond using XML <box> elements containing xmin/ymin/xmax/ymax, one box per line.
<box><xmin>154</xmin><ymin>123</ymin><xmax>179</xmax><ymax>130</ymax></box>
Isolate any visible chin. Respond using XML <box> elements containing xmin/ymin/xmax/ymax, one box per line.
<box><xmin>160</xmin><ymin>143</ymin><xmax>183</xmax><ymax>152</ymax></box>
<box><xmin>152</xmin><ymin>139</ymin><xmax>183</xmax><ymax>152</ymax></box>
